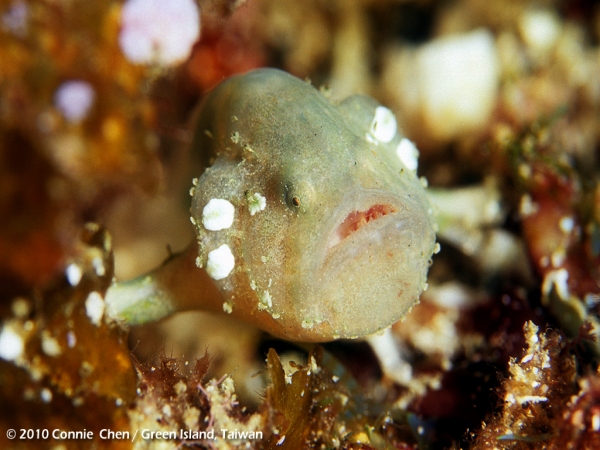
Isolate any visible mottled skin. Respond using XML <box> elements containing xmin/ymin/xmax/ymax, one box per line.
<box><xmin>106</xmin><ymin>69</ymin><xmax>436</xmax><ymax>342</ymax></box>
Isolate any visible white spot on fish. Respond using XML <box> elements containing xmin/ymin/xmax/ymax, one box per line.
<box><xmin>395</xmin><ymin>138</ymin><xmax>419</xmax><ymax>171</ymax></box>
<box><xmin>202</xmin><ymin>198</ymin><xmax>235</xmax><ymax>231</ymax></box>
<box><xmin>302</xmin><ymin>319</ymin><xmax>314</xmax><ymax>329</ymax></box>
<box><xmin>258</xmin><ymin>291</ymin><xmax>272</xmax><ymax>311</ymax></box>
<box><xmin>206</xmin><ymin>244</ymin><xmax>235</xmax><ymax>280</ymax></box>
<box><xmin>370</xmin><ymin>106</ymin><xmax>397</xmax><ymax>143</ymax></box>
<box><xmin>247</xmin><ymin>192</ymin><xmax>266</xmax><ymax>215</ymax></box>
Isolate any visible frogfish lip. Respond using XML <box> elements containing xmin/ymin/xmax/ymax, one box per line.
<box><xmin>321</xmin><ymin>190</ymin><xmax>408</xmax><ymax>265</ymax></box>
<box><xmin>326</xmin><ymin>203</ymin><xmax>399</xmax><ymax>250</ymax></box>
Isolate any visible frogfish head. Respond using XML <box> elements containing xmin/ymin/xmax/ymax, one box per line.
<box><xmin>190</xmin><ymin>68</ymin><xmax>436</xmax><ymax>341</ymax></box>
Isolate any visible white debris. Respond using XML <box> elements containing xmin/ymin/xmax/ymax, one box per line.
<box><xmin>67</xmin><ymin>331</ymin><xmax>77</xmax><ymax>348</ymax></box>
<box><xmin>85</xmin><ymin>291</ymin><xmax>105</xmax><ymax>326</ymax></box>
<box><xmin>247</xmin><ymin>192</ymin><xmax>267</xmax><ymax>215</ymax></box>
<box><xmin>519</xmin><ymin>9</ymin><xmax>561</xmax><ymax>57</ymax></box>
<box><xmin>40</xmin><ymin>388</ymin><xmax>53</xmax><ymax>403</ymax></box>
<box><xmin>41</xmin><ymin>332</ymin><xmax>62</xmax><ymax>357</ymax></box>
<box><xmin>202</xmin><ymin>198</ymin><xmax>235</xmax><ymax>231</ymax></box>
<box><xmin>518</xmin><ymin>163</ymin><xmax>532</xmax><ymax>179</ymax></box>
<box><xmin>369</xmin><ymin>106</ymin><xmax>397</xmax><ymax>143</ymax></box>
<box><xmin>427</xmin><ymin>282</ymin><xmax>475</xmax><ymax>309</ymax></box>
<box><xmin>515</xmin><ymin>395</ymin><xmax>548</xmax><ymax>405</ymax></box>
<box><xmin>222</xmin><ymin>301</ymin><xmax>233</xmax><ymax>314</ymax></box>
<box><xmin>54</xmin><ymin>80</ymin><xmax>96</xmax><ymax>124</ymax></box>
<box><xmin>2</xmin><ymin>0</ymin><xmax>28</xmax><ymax>36</ymax></box>
<box><xmin>395</xmin><ymin>138</ymin><xmax>419</xmax><ymax>171</ymax></box>
<box><xmin>542</xmin><ymin>268</ymin><xmax>569</xmax><ymax>301</ymax></box>
<box><xmin>384</xmin><ymin>29</ymin><xmax>499</xmax><ymax>143</ymax></box>
<box><xmin>65</xmin><ymin>263</ymin><xmax>83</xmax><ymax>286</ymax></box>
<box><xmin>519</xmin><ymin>194</ymin><xmax>538</xmax><ymax>216</ymax></box>
<box><xmin>0</xmin><ymin>324</ymin><xmax>24</xmax><ymax>361</ymax></box>
<box><xmin>11</xmin><ymin>298</ymin><xmax>30</xmax><ymax>318</ymax></box>
<box><xmin>92</xmin><ymin>256</ymin><xmax>106</xmax><ymax>277</ymax></box>
<box><xmin>521</xmin><ymin>353</ymin><xmax>534</xmax><ymax>364</ymax></box>
<box><xmin>559</xmin><ymin>216</ymin><xmax>574</xmax><ymax>234</ymax></box>
<box><xmin>551</xmin><ymin>249</ymin><xmax>566</xmax><ymax>268</ymax></box>
<box><xmin>119</xmin><ymin>0</ymin><xmax>200</xmax><ymax>66</ymax></box>
<box><xmin>417</xmin><ymin>29</ymin><xmax>499</xmax><ymax>140</ymax></box>
<box><xmin>366</xmin><ymin>327</ymin><xmax>412</xmax><ymax>385</ymax></box>
<box><xmin>206</xmin><ymin>244</ymin><xmax>235</xmax><ymax>280</ymax></box>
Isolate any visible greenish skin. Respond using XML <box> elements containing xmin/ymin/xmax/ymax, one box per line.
<box><xmin>106</xmin><ymin>69</ymin><xmax>436</xmax><ymax>342</ymax></box>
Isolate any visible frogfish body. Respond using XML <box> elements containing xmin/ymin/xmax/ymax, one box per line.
<box><xmin>188</xmin><ymin>68</ymin><xmax>436</xmax><ymax>341</ymax></box>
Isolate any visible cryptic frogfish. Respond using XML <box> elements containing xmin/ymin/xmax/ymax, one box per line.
<box><xmin>106</xmin><ymin>68</ymin><xmax>437</xmax><ymax>342</ymax></box>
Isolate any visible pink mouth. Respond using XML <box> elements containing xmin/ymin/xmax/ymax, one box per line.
<box><xmin>327</xmin><ymin>204</ymin><xmax>397</xmax><ymax>249</ymax></box>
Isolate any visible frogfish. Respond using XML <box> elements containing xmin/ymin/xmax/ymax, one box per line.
<box><xmin>106</xmin><ymin>68</ymin><xmax>437</xmax><ymax>343</ymax></box>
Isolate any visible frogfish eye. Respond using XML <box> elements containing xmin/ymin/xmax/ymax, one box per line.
<box><xmin>284</xmin><ymin>183</ymin><xmax>302</xmax><ymax>209</ymax></box>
